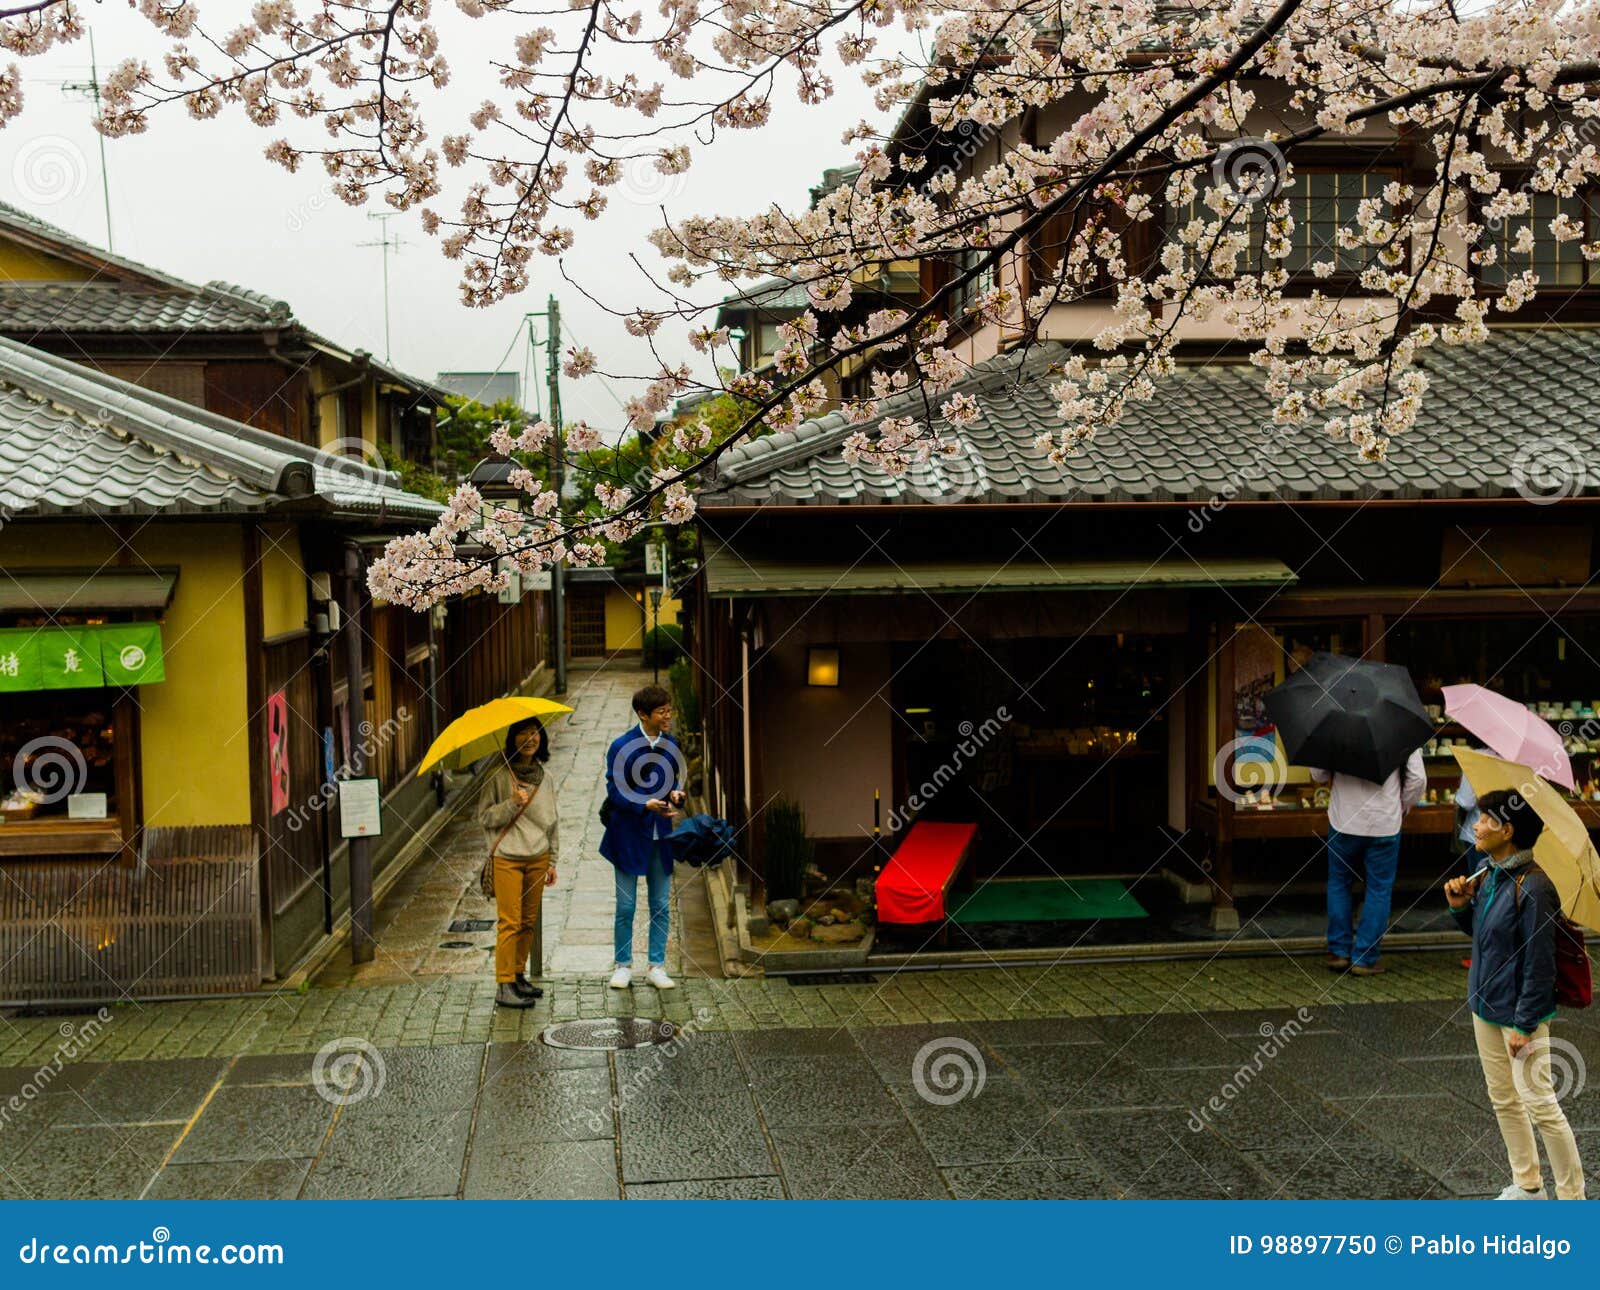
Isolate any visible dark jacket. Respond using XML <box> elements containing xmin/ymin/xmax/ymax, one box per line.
<box><xmin>1449</xmin><ymin>854</ymin><xmax>1559</xmax><ymax>1034</ymax></box>
<box><xmin>599</xmin><ymin>725</ymin><xmax>684</xmax><ymax>876</ymax></box>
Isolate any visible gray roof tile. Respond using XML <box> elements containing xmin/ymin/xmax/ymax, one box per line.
<box><xmin>0</xmin><ymin>337</ymin><xmax>442</xmax><ymax>523</ymax></box>
<box><xmin>703</xmin><ymin>330</ymin><xmax>1600</xmax><ymax>507</ymax></box>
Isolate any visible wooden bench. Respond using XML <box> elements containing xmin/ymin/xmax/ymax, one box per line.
<box><xmin>876</xmin><ymin>821</ymin><xmax>979</xmax><ymax>934</ymax></box>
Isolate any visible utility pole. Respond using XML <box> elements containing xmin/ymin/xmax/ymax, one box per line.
<box><xmin>543</xmin><ymin>295</ymin><xmax>568</xmax><ymax>696</ymax></box>
<box><xmin>60</xmin><ymin>29</ymin><xmax>115</xmax><ymax>251</ymax></box>
<box><xmin>359</xmin><ymin>212</ymin><xmax>404</xmax><ymax>361</ymax></box>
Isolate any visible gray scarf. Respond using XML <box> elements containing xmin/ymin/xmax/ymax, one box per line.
<box><xmin>1490</xmin><ymin>847</ymin><xmax>1535</xmax><ymax>873</ymax></box>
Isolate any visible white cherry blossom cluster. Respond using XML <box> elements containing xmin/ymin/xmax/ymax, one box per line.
<box><xmin>6</xmin><ymin>0</ymin><xmax>1600</xmax><ymax>605</ymax></box>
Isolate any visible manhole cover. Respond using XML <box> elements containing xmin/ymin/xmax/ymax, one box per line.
<box><xmin>542</xmin><ymin>1018</ymin><xmax>679</xmax><ymax>1050</ymax></box>
<box><xmin>438</xmin><ymin>940</ymin><xmax>477</xmax><ymax>950</ymax></box>
<box><xmin>448</xmin><ymin>919</ymin><xmax>495</xmax><ymax>933</ymax></box>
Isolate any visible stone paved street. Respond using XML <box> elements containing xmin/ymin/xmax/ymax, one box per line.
<box><xmin>4</xmin><ymin>976</ymin><xmax>1599</xmax><ymax>1200</ymax></box>
<box><xmin>0</xmin><ymin>660</ymin><xmax>1587</xmax><ymax>1201</ymax></box>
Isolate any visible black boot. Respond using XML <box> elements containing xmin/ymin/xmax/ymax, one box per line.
<box><xmin>495</xmin><ymin>982</ymin><xmax>535</xmax><ymax>1008</ymax></box>
<box><xmin>512</xmin><ymin>974</ymin><xmax>544</xmax><ymax>999</ymax></box>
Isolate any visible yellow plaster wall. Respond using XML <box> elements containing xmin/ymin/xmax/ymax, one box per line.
<box><xmin>604</xmin><ymin>586</ymin><xmax>645</xmax><ymax>651</ymax></box>
<box><xmin>313</xmin><ymin>360</ymin><xmax>384</xmax><ymax>455</ymax></box>
<box><xmin>259</xmin><ymin>523</ymin><xmax>307</xmax><ymax>638</ymax></box>
<box><xmin>603</xmin><ymin>586</ymin><xmax>682</xmax><ymax>652</ymax></box>
<box><xmin>0</xmin><ymin>522</ymin><xmax>252</xmax><ymax>826</ymax></box>
<box><xmin>0</xmin><ymin>239</ymin><xmax>96</xmax><ymax>283</ymax></box>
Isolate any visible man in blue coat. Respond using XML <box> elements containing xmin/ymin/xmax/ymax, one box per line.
<box><xmin>601</xmin><ymin>683</ymin><xmax>685</xmax><ymax>990</ymax></box>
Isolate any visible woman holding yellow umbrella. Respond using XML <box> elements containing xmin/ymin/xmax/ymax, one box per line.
<box><xmin>418</xmin><ymin>697</ymin><xmax>573</xmax><ymax>1010</ymax></box>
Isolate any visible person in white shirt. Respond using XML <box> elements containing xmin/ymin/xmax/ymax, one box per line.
<box><xmin>1310</xmin><ymin>748</ymin><xmax>1426</xmax><ymax>974</ymax></box>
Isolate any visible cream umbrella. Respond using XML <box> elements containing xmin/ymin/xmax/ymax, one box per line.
<box><xmin>1452</xmin><ymin>746</ymin><xmax>1600</xmax><ymax>932</ymax></box>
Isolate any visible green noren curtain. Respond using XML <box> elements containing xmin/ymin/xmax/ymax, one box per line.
<box><xmin>0</xmin><ymin>623</ymin><xmax>165</xmax><ymax>692</ymax></box>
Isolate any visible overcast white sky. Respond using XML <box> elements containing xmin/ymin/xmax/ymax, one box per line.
<box><xmin>0</xmin><ymin>7</ymin><xmax>900</xmax><ymax>432</ymax></box>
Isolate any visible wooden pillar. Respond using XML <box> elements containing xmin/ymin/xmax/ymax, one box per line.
<box><xmin>242</xmin><ymin>523</ymin><xmax>274</xmax><ymax>978</ymax></box>
<box><xmin>1211</xmin><ymin>619</ymin><xmax>1240</xmax><ymax>932</ymax></box>
<box><xmin>1363</xmin><ymin>611</ymin><xmax>1386</xmax><ymax>662</ymax></box>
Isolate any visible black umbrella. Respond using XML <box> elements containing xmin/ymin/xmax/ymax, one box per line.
<box><xmin>1262</xmin><ymin>652</ymin><xmax>1433</xmax><ymax>783</ymax></box>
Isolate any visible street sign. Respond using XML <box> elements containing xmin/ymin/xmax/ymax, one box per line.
<box><xmin>496</xmin><ymin>560</ymin><xmax>522</xmax><ymax>604</ymax></box>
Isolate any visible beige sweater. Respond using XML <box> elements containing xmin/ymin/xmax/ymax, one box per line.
<box><xmin>477</xmin><ymin>764</ymin><xmax>560</xmax><ymax>861</ymax></box>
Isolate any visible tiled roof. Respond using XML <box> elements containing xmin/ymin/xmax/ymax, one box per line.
<box><xmin>704</xmin><ymin>328</ymin><xmax>1600</xmax><ymax>506</ymax></box>
<box><xmin>0</xmin><ymin>337</ymin><xmax>443</xmax><ymax>523</ymax></box>
<box><xmin>715</xmin><ymin>276</ymin><xmax>812</xmax><ymax>323</ymax></box>
<box><xmin>0</xmin><ymin>281</ymin><xmax>287</xmax><ymax>335</ymax></box>
<box><xmin>0</xmin><ymin>203</ymin><xmax>448</xmax><ymax>402</ymax></box>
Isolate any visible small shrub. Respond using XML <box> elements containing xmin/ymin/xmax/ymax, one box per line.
<box><xmin>643</xmin><ymin>623</ymin><xmax>683</xmax><ymax>664</ymax></box>
<box><xmin>668</xmin><ymin>656</ymin><xmax>700</xmax><ymax>733</ymax></box>
<box><xmin>764</xmin><ymin>797</ymin><xmax>813</xmax><ymax>902</ymax></box>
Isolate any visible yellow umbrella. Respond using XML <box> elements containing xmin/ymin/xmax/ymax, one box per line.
<box><xmin>418</xmin><ymin>696</ymin><xmax>574</xmax><ymax>774</ymax></box>
<box><xmin>1452</xmin><ymin>746</ymin><xmax>1600</xmax><ymax>931</ymax></box>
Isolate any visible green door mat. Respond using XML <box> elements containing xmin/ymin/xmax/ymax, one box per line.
<box><xmin>949</xmin><ymin>878</ymin><xmax>1147</xmax><ymax>923</ymax></box>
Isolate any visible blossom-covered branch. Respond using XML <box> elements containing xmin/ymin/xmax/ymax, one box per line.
<box><xmin>5</xmin><ymin>0</ymin><xmax>1600</xmax><ymax>609</ymax></box>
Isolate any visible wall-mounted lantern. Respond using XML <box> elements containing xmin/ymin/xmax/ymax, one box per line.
<box><xmin>807</xmin><ymin>646</ymin><xmax>840</xmax><ymax>687</ymax></box>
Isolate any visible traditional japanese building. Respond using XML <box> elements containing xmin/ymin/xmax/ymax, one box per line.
<box><xmin>690</xmin><ymin>328</ymin><xmax>1600</xmax><ymax>959</ymax></box>
<box><xmin>0</xmin><ymin>335</ymin><xmax>550</xmax><ymax>1000</ymax></box>
<box><xmin>0</xmin><ymin>201</ymin><xmax>448</xmax><ymax>466</ymax></box>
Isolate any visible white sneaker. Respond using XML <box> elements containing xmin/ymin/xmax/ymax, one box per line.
<box><xmin>1495</xmin><ymin>1183</ymin><xmax>1548</xmax><ymax>1200</ymax></box>
<box><xmin>607</xmin><ymin>965</ymin><xmax>632</xmax><ymax>990</ymax></box>
<box><xmin>646</xmin><ymin>965</ymin><xmax>677</xmax><ymax>990</ymax></box>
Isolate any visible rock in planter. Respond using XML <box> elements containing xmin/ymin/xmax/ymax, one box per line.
<box><xmin>766</xmin><ymin>898</ymin><xmax>799</xmax><ymax>925</ymax></box>
<box><xmin>817</xmin><ymin>913</ymin><xmax>836</xmax><ymax>926</ymax></box>
<box><xmin>811</xmin><ymin>921</ymin><xmax>865</xmax><ymax>944</ymax></box>
<box><xmin>788</xmin><ymin>917</ymin><xmax>813</xmax><ymax>939</ymax></box>
<box><xmin>746</xmin><ymin>913</ymin><xmax>770</xmax><ymax>938</ymax></box>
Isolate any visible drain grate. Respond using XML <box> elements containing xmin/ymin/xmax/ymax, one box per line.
<box><xmin>437</xmin><ymin>940</ymin><xmax>477</xmax><ymax>950</ymax></box>
<box><xmin>448</xmin><ymin>918</ymin><xmax>495</xmax><ymax>933</ymax></box>
<box><xmin>786</xmin><ymin>972</ymin><xmax>879</xmax><ymax>986</ymax></box>
<box><xmin>542</xmin><ymin>1017</ymin><xmax>680</xmax><ymax>1050</ymax></box>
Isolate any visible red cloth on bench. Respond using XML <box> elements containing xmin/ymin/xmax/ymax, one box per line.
<box><xmin>876</xmin><ymin>821</ymin><xmax>978</xmax><ymax>924</ymax></box>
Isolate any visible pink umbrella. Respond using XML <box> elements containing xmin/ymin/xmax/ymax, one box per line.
<box><xmin>1442</xmin><ymin>684</ymin><xmax>1576</xmax><ymax>791</ymax></box>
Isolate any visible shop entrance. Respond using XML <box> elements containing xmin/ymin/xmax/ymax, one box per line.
<box><xmin>890</xmin><ymin>633</ymin><xmax>1177</xmax><ymax>884</ymax></box>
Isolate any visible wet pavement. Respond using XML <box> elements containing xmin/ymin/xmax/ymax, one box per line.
<box><xmin>4</xmin><ymin>993</ymin><xmax>1598</xmax><ymax>1200</ymax></box>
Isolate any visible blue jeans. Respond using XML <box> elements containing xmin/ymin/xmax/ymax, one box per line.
<box><xmin>1327</xmin><ymin>828</ymin><xmax>1400</xmax><ymax>966</ymax></box>
<box><xmin>614</xmin><ymin>847</ymin><xmax>671</xmax><ymax>966</ymax></box>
